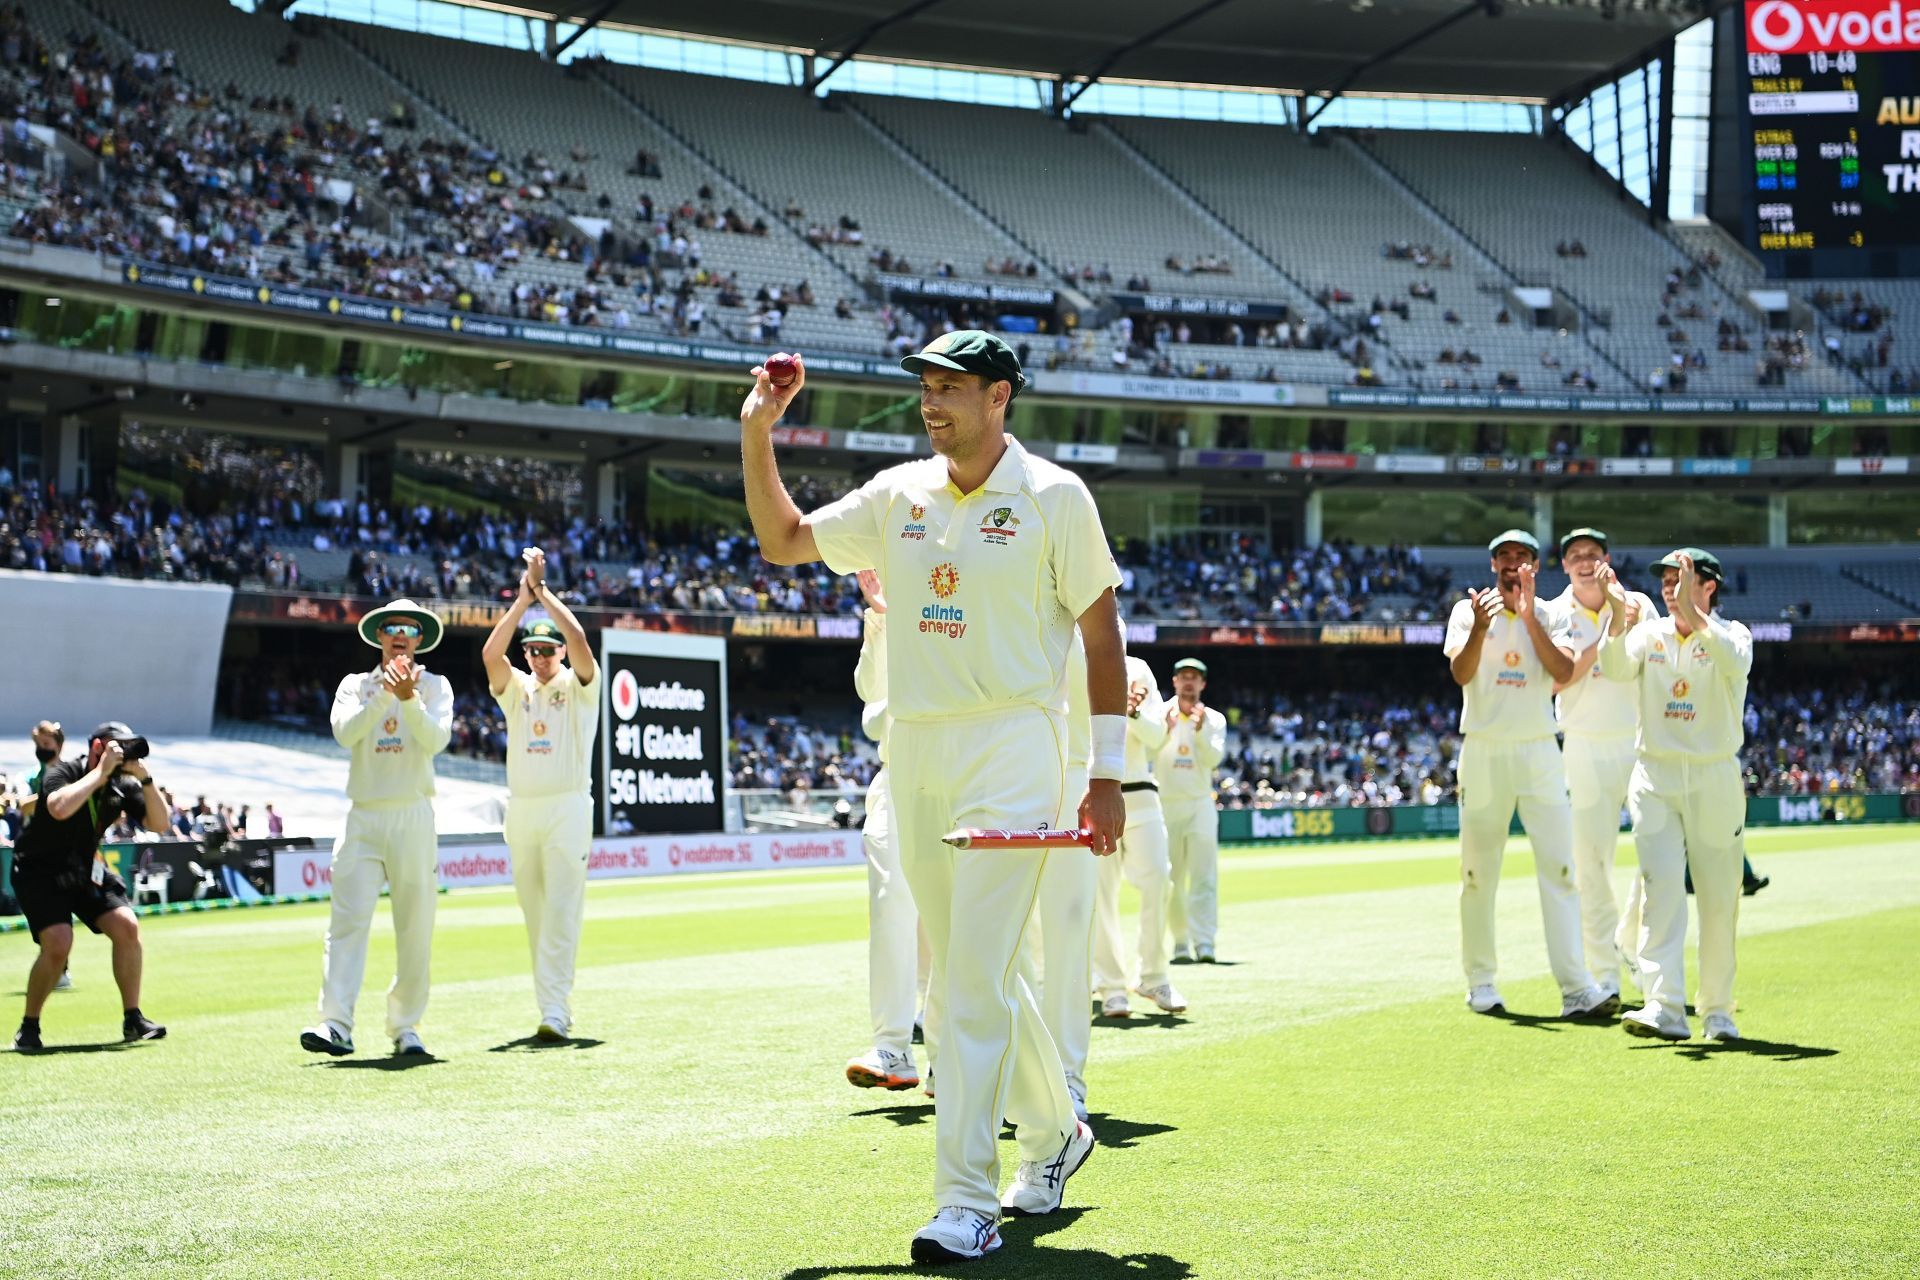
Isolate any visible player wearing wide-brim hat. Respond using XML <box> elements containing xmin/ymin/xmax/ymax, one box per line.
<box><xmin>1444</xmin><ymin>529</ymin><xmax>1614</xmax><ymax>1020</ymax></box>
<box><xmin>482</xmin><ymin>550</ymin><xmax>600</xmax><ymax>1044</ymax></box>
<box><xmin>358</xmin><ymin>599</ymin><xmax>445</xmax><ymax>652</ymax></box>
<box><xmin>303</xmin><ymin>596</ymin><xmax>453</xmax><ymax>1059</ymax></box>
<box><xmin>1597</xmin><ymin>547</ymin><xmax>1753</xmax><ymax>1042</ymax></box>
<box><xmin>1547</xmin><ymin>528</ymin><xmax>1657</xmax><ymax>1002</ymax></box>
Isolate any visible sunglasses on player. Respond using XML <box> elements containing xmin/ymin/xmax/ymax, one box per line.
<box><xmin>523</xmin><ymin>645</ymin><xmax>560</xmax><ymax>657</ymax></box>
<box><xmin>379</xmin><ymin>622</ymin><xmax>423</xmax><ymax>638</ymax></box>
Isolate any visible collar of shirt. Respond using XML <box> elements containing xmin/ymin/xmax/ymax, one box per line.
<box><xmin>938</xmin><ymin>433</ymin><xmax>1030</xmax><ymax>501</ymax></box>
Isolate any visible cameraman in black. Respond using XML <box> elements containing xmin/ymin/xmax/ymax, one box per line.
<box><xmin>12</xmin><ymin>722</ymin><xmax>170</xmax><ymax>1051</ymax></box>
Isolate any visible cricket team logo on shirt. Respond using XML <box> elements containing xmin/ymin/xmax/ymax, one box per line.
<box><xmin>979</xmin><ymin>506</ymin><xmax>1020</xmax><ymax>545</ymax></box>
<box><xmin>528</xmin><ymin>717</ymin><xmax>554</xmax><ymax>755</ymax></box>
<box><xmin>901</xmin><ymin>503</ymin><xmax>928</xmax><ymax>541</ymax></box>
<box><xmin>375</xmin><ymin>714</ymin><xmax>403</xmax><ymax>754</ymax></box>
<box><xmin>922</xmin><ymin>562</ymin><xmax>965</xmax><ymax>638</ymax></box>
<box><xmin>1496</xmin><ymin>650</ymin><xmax>1527</xmax><ymax>688</ymax></box>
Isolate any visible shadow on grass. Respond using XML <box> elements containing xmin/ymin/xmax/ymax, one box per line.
<box><xmin>1482</xmin><ymin>1009</ymin><xmax>1566</xmax><ymax>1033</ymax></box>
<box><xmin>1170</xmin><ymin>957</ymin><xmax>1241</xmax><ymax>967</ymax></box>
<box><xmin>1092</xmin><ymin>1013</ymin><xmax>1191</xmax><ymax>1032</ymax></box>
<box><xmin>851</xmin><ymin>1102</ymin><xmax>933</xmax><ymax>1127</ymax></box>
<box><xmin>779</xmin><ymin>1207</ymin><xmax>1193</xmax><ymax>1279</ymax></box>
<box><xmin>1085</xmin><ymin>1113</ymin><xmax>1176</xmax><ymax>1151</ymax></box>
<box><xmin>487</xmin><ymin>1036</ymin><xmax>606</xmax><ymax>1053</ymax></box>
<box><xmin>11</xmin><ymin>1039</ymin><xmax>144</xmax><ymax>1055</ymax></box>
<box><xmin>314</xmin><ymin>1054</ymin><xmax>443</xmax><ymax>1070</ymax></box>
<box><xmin>1659</xmin><ymin>1038</ymin><xmax>1840</xmax><ymax>1062</ymax></box>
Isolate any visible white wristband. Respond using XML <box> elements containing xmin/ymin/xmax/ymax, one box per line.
<box><xmin>1090</xmin><ymin>714</ymin><xmax>1127</xmax><ymax>780</ymax></box>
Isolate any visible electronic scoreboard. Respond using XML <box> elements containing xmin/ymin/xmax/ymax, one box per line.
<box><xmin>1742</xmin><ymin>0</ymin><xmax>1920</xmax><ymax>252</ymax></box>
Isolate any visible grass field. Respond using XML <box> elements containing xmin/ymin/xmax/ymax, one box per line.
<box><xmin>3</xmin><ymin>825</ymin><xmax>1917</xmax><ymax>1279</ymax></box>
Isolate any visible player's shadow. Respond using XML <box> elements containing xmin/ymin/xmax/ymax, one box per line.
<box><xmin>1092</xmin><ymin>1013</ymin><xmax>1190</xmax><ymax>1031</ymax></box>
<box><xmin>1170</xmin><ymin>957</ymin><xmax>1242</xmax><ymax>967</ymax></box>
<box><xmin>1484</xmin><ymin>1009</ymin><xmax>1568</xmax><ymax>1033</ymax></box>
<box><xmin>11</xmin><ymin>1039</ymin><xmax>144</xmax><ymax>1055</ymax></box>
<box><xmin>779</xmin><ymin>1208</ymin><xmax>1193</xmax><ymax>1279</ymax></box>
<box><xmin>1085</xmin><ymin>1112</ymin><xmax>1177</xmax><ymax>1151</ymax></box>
<box><xmin>851</xmin><ymin>1102</ymin><xmax>933</xmax><ymax>1127</ymax></box>
<box><xmin>314</xmin><ymin>1054</ymin><xmax>442</xmax><ymax>1070</ymax></box>
<box><xmin>487</xmin><ymin>1035</ymin><xmax>605</xmax><ymax>1053</ymax></box>
<box><xmin>1660</xmin><ymin>1038</ymin><xmax>1840</xmax><ymax>1063</ymax></box>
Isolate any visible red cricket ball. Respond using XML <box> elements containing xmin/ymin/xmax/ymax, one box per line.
<box><xmin>765</xmin><ymin>353</ymin><xmax>798</xmax><ymax>388</ymax></box>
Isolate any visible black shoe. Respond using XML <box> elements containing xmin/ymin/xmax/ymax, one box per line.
<box><xmin>13</xmin><ymin>1022</ymin><xmax>42</xmax><ymax>1052</ymax></box>
<box><xmin>301</xmin><ymin>1024</ymin><xmax>355</xmax><ymax>1056</ymax></box>
<box><xmin>1743</xmin><ymin>875</ymin><xmax>1770</xmax><ymax>896</ymax></box>
<box><xmin>911</xmin><ymin>1021</ymin><xmax>925</xmax><ymax>1045</ymax></box>
<box><xmin>123</xmin><ymin>1013</ymin><xmax>167</xmax><ymax>1042</ymax></box>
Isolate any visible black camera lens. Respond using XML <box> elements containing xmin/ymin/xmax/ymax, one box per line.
<box><xmin>116</xmin><ymin>735</ymin><xmax>150</xmax><ymax>761</ymax></box>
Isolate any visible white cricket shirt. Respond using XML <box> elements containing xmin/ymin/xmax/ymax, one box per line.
<box><xmin>1123</xmin><ymin>655</ymin><xmax>1169</xmax><ymax>785</ymax></box>
<box><xmin>1551</xmin><ymin>585</ymin><xmax>1656</xmax><ymax>740</ymax></box>
<box><xmin>809</xmin><ymin>434</ymin><xmax>1122</xmax><ymax>723</ymax></box>
<box><xmin>1443</xmin><ymin>599</ymin><xmax>1569</xmax><ymax>741</ymax></box>
<box><xmin>1156</xmin><ymin>705</ymin><xmax>1225</xmax><ymax>801</ymax></box>
<box><xmin>494</xmin><ymin>665</ymin><xmax>601</xmax><ymax>798</ymax></box>
<box><xmin>854</xmin><ymin>606</ymin><xmax>890</xmax><ymax>764</ymax></box>
<box><xmin>331</xmin><ymin>667</ymin><xmax>454</xmax><ymax>805</ymax></box>
<box><xmin>1598</xmin><ymin>612</ymin><xmax>1752</xmax><ymax>762</ymax></box>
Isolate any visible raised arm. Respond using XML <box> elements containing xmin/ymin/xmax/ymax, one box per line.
<box><xmin>1517</xmin><ymin>563</ymin><xmax>1575</xmax><ymax>684</ymax></box>
<box><xmin>400</xmin><ymin>672</ymin><xmax>455</xmax><ymax>755</ymax></box>
<box><xmin>1446</xmin><ymin>592</ymin><xmax>1498</xmax><ymax>687</ymax></box>
<box><xmin>483</xmin><ymin>575</ymin><xmax>536</xmax><ymax>697</ymax></box>
<box><xmin>739</xmin><ymin>354</ymin><xmax>821</xmax><ymax>566</ymax></box>
<box><xmin>526</xmin><ymin>548</ymin><xmax>596</xmax><ymax>686</ymax></box>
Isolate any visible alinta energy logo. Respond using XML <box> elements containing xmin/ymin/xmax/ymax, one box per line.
<box><xmin>922</xmin><ymin>562</ymin><xmax>966</xmax><ymax>638</ymax></box>
<box><xmin>1671</xmin><ymin>678</ymin><xmax>1691</xmax><ymax>700</ymax></box>
<box><xmin>1496</xmin><ymin>650</ymin><xmax>1528</xmax><ymax>687</ymax></box>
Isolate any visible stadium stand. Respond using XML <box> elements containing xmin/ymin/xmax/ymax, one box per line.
<box><xmin>1355</xmin><ymin>130</ymin><xmax>1870</xmax><ymax>397</ymax></box>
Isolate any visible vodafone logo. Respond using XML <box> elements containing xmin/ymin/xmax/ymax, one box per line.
<box><xmin>612</xmin><ymin>668</ymin><xmax>640</xmax><ymax>721</ymax></box>
<box><xmin>1749</xmin><ymin>0</ymin><xmax>1803</xmax><ymax>50</ymax></box>
<box><xmin>1747</xmin><ymin>0</ymin><xmax>1920</xmax><ymax>52</ymax></box>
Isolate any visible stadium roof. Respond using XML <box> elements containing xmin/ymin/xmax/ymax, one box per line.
<box><xmin>499</xmin><ymin>0</ymin><xmax>1723</xmax><ymax>103</ymax></box>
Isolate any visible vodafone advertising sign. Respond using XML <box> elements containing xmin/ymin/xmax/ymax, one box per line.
<box><xmin>1747</xmin><ymin>0</ymin><xmax>1920</xmax><ymax>53</ymax></box>
<box><xmin>273</xmin><ymin>831</ymin><xmax>862</xmax><ymax>896</ymax></box>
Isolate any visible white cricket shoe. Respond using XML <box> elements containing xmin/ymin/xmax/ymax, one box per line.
<box><xmin>1596</xmin><ymin>973</ymin><xmax>1622</xmax><ymax>1001</ymax></box>
<box><xmin>1561</xmin><ymin>986</ymin><xmax>1621</xmax><ymax>1020</ymax></box>
<box><xmin>535</xmin><ymin>1019</ymin><xmax>569</xmax><ymax>1043</ymax></box>
<box><xmin>1195</xmin><ymin>945</ymin><xmax>1217</xmax><ymax>963</ymax></box>
<box><xmin>393</xmin><ymin>1029</ymin><xmax>429</xmax><ymax>1056</ymax></box>
<box><xmin>910</xmin><ymin>1208</ymin><xmax>1000</xmax><ymax>1264</ymax></box>
<box><xmin>1171</xmin><ymin>943</ymin><xmax>1193</xmax><ymax>963</ymax></box>
<box><xmin>1001</xmin><ymin>1120</ymin><xmax>1095</xmax><ymax>1217</ymax></box>
<box><xmin>53</xmin><ymin>969</ymin><xmax>72</xmax><ymax>991</ymax></box>
<box><xmin>1622</xmin><ymin>1006</ymin><xmax>1692</xmax><ymax>1041</ymax></box>
<box><xmin>846</xmin><ymin>1047</ymin><xmax>919</xmax><ymax>1091</ymax></box>
<box><xmin>1466</xmin><ymin>984</ymin><xmax>1505</xmax><ymax>1015</ymax></box>
<box><xmin>1703</xmin><ymin>1013</ymin><xmax>1739</xmax><ymax>1042</ymax></box>
<box><xmin>1099</xmin><ymin>992</ymin><xmax>1132</xmax><ymax>1019</ymax></box>
<box><xmin>1067</xmin><ymin>1082</ymin><xmax>1089</xmax><ymax>1124</ymax></box>
<box><xmin>1134</xmin><ymin>983</ymin><xmax>1188</xmax><ymax>1014</ymax></box>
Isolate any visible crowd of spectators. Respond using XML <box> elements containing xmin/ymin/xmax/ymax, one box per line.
<box><xmin>1744</xmin><ymin>684</ymin><xmax>1920</xmax><ymax>796</ymax></box>
<box><xmin>1116</xmin><ymin>536</ymin><xmax>1456</xmax><ymax>624</ymax></box>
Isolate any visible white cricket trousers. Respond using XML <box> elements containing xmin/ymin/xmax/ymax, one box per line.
<box><xmin>892</xmin><ymin>707</ymin><xmax>1077</xmax><ymax>1218</ymax></box>
<box><xmin>505</xmin><ymin>790</ymin><xmax>593</xmax><ymax>1030</ymax></box>
<box><xmin>1564</xmin><ymin>732</ymin><xmax>1637</xmax><ymax>980</ymax></box>
<box><xmin>1627</xmin><ymin>755</ymin><xmax>1745</xmax><ymax>1021</ymax></box>
<box><xmin>1163</xmin><ymin>795</ymin><xmax>1218</xmax><ymax>953</ymax></box>
<box><xmin>1457</xmin><ymin>736</ymin><xmax>1590</xmax><ymax>995</ymax></box>
<box><xmin>318</xmin><ymin>799</ymin><xmax>438</xmax><ymax>1039</ymax></box>
<box><xmin>1093</xmin><ymin>787</ymin><xmax>1172</xmax><ymax>995</ymax></box>
<box><xmin>862</xmin><ymin>768</ymin><xmax>921</xmax><ymax>1057</ymax></box>
<box><xmin>1018</xmin><ymin>768</ymin><xmax>1096</xmax><ymax>1099</ymax></box>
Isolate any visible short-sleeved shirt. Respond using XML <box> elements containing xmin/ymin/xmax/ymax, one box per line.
<box><xmin>808</xmin><ymin>434</ymin><xmax>1122</xmax><ymax>723</ymax></box>
<box><xmin>13</xmin><ymin>757</ymin><xmax>141</xmax><ymax>879</ymax></box>
<box><xmin>1443</xmin><ymin>599</ymin><xmax>1570</xmax><ymax>741</ymax></box>
<box><xmin>1551</xmin><ymin>585</ymin><xmax>1655</xmax><ymax>739</ymax></box>
<box><xmin>494</xmin><ymin>665</ymin><xmax>601</xmax><ymax>798</ymax></box>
